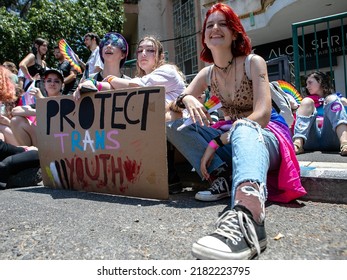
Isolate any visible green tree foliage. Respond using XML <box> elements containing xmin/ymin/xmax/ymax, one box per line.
<box><xmin>0</xmin><ymin>0</ymin><xmax>124</xmax><ymax>67</ymax></box>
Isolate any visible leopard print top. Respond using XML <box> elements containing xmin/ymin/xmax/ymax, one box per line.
<box><xmin>210</xmin><ymin>65</ymin><xmax>253</xmax><ymax>120</ymax></box>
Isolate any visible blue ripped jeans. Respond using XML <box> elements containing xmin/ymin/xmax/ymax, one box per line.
<box><xmin>293</xmin><ymin>96</ymin><xmax>347</xmax><ymax>151</ymax></box>
<box><xmin>166</xmin><ymin>119</ymin><xmax>281</xmax><ymax>205</ymax></box>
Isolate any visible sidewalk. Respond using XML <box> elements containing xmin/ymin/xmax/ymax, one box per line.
<box><xmin>298</xmin><ymin>159</ymin><xmax>347</xmax><ymax>204</ymax></box>
<box><xmin>176</xmin><ymin>151</ymin><xmax>347</xmax><ymax>204</ymax></box>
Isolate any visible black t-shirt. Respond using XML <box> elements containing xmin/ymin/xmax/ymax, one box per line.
<box><xmin>58</xmin><ymin>60</ymin><xmax>78</xmax><ymax>95</ymax></box>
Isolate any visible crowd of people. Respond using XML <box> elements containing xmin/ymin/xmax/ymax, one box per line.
<box><xmin>1</xmin><ymin>2</ymin><xmax>346</xmax><ymax>260</ymax></box>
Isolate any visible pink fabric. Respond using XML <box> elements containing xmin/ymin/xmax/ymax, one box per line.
<box><xmin>307</xmin><ymin>94</ymin><xmax>324</xmax><ymax>108</ymax></box>
<box><xmin>266</xmin><ymin>121</ymin><xmax>307</xmax><ymax>203</ymax></box>
<box><xmin>17</xmin><ymin>95</ymin><xmax>37</xmax><ymax>125</ymax></box>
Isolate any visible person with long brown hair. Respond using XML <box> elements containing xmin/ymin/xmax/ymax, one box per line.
<box><xmin>19</xmin><ymin>37</ymin><xmax>48</xmax><ymax>92</ymax></box>
<box><xmin>166</xmin><ymin>3</ymin><xmax>305</xmax><ymax>259</ymax></box>
<box><xmin>293</xmin><ymin>71</ymin><xmax>347</xmax><ymax>155</ymax></box>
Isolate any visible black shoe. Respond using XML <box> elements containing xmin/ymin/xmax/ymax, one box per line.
<box><xmin>192</xmin><ymin>207</ymin><xmax>267</xmax><ymax>260</ymax></box>
<box><xmin>195</xmin><ymin>177</ymin><xmax>230</xmax><ymax>201</ymax></box>
<box><xmin>6</xmin><ymin>168</ymin><xmax>42</xmax><ymax>188</ymax></box>
<box><xmin>195</xmin><ymin>164</ymin><xmax>231</xmax><ymax>201</ymax></box>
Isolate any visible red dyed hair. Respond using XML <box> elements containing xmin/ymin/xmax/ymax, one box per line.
<box><xmin>0</xmin><ymin>66</ymin><xmax>16</xmax><ymax>102</ymax></box>
<box><xmin>200</xmin><ymin>3</ymin><xmax>252</xmax><ymax>63</ymax></box>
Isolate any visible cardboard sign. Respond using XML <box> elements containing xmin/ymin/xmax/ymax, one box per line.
<box><xmin>36</xmin><ymin>87</ymin><xmax>168</xmax><ymax>200</ymax></box>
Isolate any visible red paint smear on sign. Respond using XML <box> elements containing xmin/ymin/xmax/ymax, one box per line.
<box><xmin>123</xmin><ymin>157</ymin><xmax>142</xmax><ymax>183</ymax></box>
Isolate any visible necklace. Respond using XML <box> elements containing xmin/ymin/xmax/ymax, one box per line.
<box><xmin>212</xmin><ymin>57</ymin><xmax>237</xmax><ymax>99</ymax></box>
<box><xmin>214</xmin><ymin>59</ymin><xmax>233</xmax><ymax>73</ymax></box>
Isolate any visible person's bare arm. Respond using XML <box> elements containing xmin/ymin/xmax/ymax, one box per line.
<box><xmin>178</xmin><ymin>67</ymin><xmax>212</xmax><ymax>125</ymax></box>
<box><xmin>64</xmin><ymin>70</ymin><xmax>77</xmax><ymax>84</ymax></box>
<box><xmin>245</xmin><ymin>55</ymin><xmax>272</xmax><ymax>128</ymax></box>
<box><xmin>19</xmin><ymin>53</ymin><xmax>35</xmax><ymax>81</ymax></box>
<box><xmin>11</xmin><ymin>106</ymin><xmax>36</xmax><ymax>117</ymax></box>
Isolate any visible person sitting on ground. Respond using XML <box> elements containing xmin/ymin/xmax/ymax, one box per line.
<box><xmin>10</xmin><ymin>69</ymin><xmax>64</xmax><ymax>147</ymax></box>
<box><xmin>91</xmin><ymin>32</ymin><xmax>130</xmax><ymax>82</ymax></box>
<box><xmin>166</xmin><ymin>3</ymin><xmax>305</xmax><ymax>259</ymax></box>
<box><xmin>0</xmin><ymin>139</ymin><xmax>41</xmax><ymax>189</ymax></box>
<box><xmin>293</xmin><ymin>71</ymin><xmax>347</xmax><ymax>156</ymax></box>
<box><xmin>0</xmin><ymin>65</ymin><xmax>20</xmax><ymax>146</ymax></box>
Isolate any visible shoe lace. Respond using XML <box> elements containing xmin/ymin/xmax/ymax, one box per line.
<box><xmin>209</xmin><ymin>177</ymin><xmax>230</xmax><ymax>195</ymax></box>
<box><xmin>214</xmin><ymin>210</ymin><xmax>261</xmax><ymax>257</ymax></box>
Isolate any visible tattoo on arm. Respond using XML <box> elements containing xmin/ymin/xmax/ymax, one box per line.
<box><xmin>259</xmin><ymin>73</ymin><xmax>266</xmax><ymax>81</ymax></box>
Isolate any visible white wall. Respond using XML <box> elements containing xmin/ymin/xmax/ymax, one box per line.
<box><xmin>137</xmin><ymin>0</ymin><xmax>175</xmax><ymax>61</ymax></box>
<box><xmin>334</xmin><ymin>55</ymin><xmax>347</xmax><ymax>96</ymax></box>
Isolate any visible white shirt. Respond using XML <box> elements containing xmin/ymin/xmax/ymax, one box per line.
<box><xmin>87</xmin><ymin>47</ymin><xmax>103</xmax><ymax>76</ymax></box>
<box><xmin>131</xmin><ymin>64</ymin><xmax>186</xmax><ymax>104</ymax></box>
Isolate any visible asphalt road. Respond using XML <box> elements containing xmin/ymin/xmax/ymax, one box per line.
<box><xmin>0</xmin><ymin>185</ymin><xmax>346</xmax><ymax>260</ymax></box>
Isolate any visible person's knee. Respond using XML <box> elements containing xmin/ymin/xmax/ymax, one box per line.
<box><xmin>231</xmin><ymin>119</ymin><xmax>262</xmax><ymax>142</ymax></box>
<box><xmin>340</xmin><ymin>97</ymin><xmax>347</xmax><ymax>106</ymax></box>
<box><xmin>10</xmin><ymin>116</ymin><xmax>23</xmax><ymax>128</ymax></box>
<box><xmin>324</xmin><ymin>94</ymin><xmax>338</xmax><ymax>104</ymax></box>
<box><xmin>297</xmin><ymin>97</ymin><xmax>315</xmax><ymax>115</ymax></box>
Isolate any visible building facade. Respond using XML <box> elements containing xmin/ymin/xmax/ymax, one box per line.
<box><xmin>124</xmin><ymin>0</ymin><xmax>347</xmax><ymax>94</ymax></box>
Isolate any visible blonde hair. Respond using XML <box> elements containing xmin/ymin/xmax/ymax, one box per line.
<box><xmin>135</xmin><ymin>36</ymin><xmax>186</xmax><ymax>83</ymax></box>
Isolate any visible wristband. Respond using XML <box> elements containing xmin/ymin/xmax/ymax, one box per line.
<box><xmin>107</xmin><ymin>76</ymin><xmax>116</xmax><ymax>89</ymax></box>
<box><xmin>208</xmin><ymin>140</ymin><xmax>219</xmax><ymax>150</ymax></box>
<box><xmin>176</xmin><ymin>94</ymin><xmax>188</xmax><ymax>109</ymax></box>
<box><xmin>25</xmin><ymin>74</ymin><xmax>32</xmax><ymax>80</ymax></box>
<box><xmin>107</xmin><ymin>76</ymin><xmax>115</xmax><ymax>84</ymax></box>
<box><xmin>169</xmin><ymin>101</ymin><xmax>182</xmax><ymax>113</ymax></box>
<box><xmin>213</xmin><ymin>136</ymin><xmax>224</xmax><ymax>147</ymax></box>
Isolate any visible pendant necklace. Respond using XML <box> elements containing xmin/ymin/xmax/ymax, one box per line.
<box><xmin>214</xmin><ymin>57</ymin><xmax>236</xmax><ymax>99</ymax></box>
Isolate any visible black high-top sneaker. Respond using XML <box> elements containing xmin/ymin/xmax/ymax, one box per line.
<box><xmin>192</xmin><ymin>206</ymin><xmax>267</xmax><ymax>260</ymax></box>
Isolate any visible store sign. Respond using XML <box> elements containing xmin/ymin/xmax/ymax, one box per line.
<box><xmin>254</xmin><ymin>25</ymin><xmax>347</xmax><ymax>61</ymax></box>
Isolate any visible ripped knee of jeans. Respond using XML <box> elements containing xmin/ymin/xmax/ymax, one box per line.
<box><xmin>227</xmin><ymin>118</ymin><xmax>263</xmax><ymax>143</ymax></box>
<box><xmin>324</xmin><ymin>94</ymin><xmax>339</xmax><ymax>105</ymax></box>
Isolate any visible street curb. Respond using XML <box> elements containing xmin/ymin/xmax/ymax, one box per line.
<box><xmin>176</xmin><ymin>161</ymin><xmax>347</xmax><ymax>204</ymax></box>
<box><xmin>299</xmin><ymin>162</ymin><xmax>347</xmax><ymax>204</ymax></box>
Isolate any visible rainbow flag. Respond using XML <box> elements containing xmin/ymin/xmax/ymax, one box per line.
<box><xmin>277</xmin><ymin>80</ymin><xmax>302</xmax><ymax>104</ymax></box>
<box><xmin>177</xmin><ymin>95</ymin><xmax>221</xmax><ymax>131</ymax></box>
<box><xmin>204</xmin><ymin>95</ymin><xmax>222</xmax><ymax>112</ymax></box>
<box><xmin>59</xmin><ymin>39</ymin><xmax>82</xmax><ymax>73</ymax></box>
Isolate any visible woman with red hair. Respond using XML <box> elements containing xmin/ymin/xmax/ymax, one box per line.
<box><xmin>0</xmin><ymin>65</ymin><xmax>19</xmax><ymax>145</ymax></box>
<box><xmin>166</xmin><ymin>3</ymin><xmax>305</xmax><ymax>259</ymax></box>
